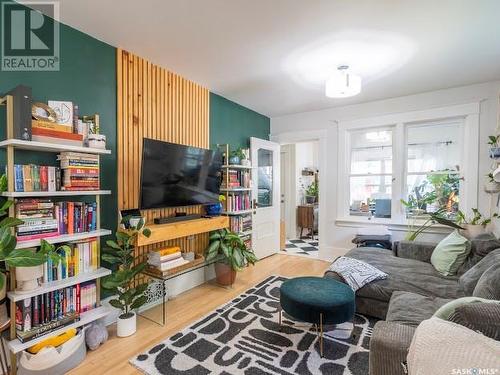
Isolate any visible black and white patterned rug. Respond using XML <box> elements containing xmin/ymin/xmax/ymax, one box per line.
<box><xmin>130</xmin><ymin>275</ymin><xmax>375</xmax><ymax>375</ymax></box>
<box><xmin>284</xmin><ymin>239</ymin><xmax>319</xmax><ymax>258</ymax></box>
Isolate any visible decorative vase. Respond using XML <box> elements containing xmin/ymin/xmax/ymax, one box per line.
<box><xmin>205</xmin><ymin>202</ymin><xmax>223</xmax><ymax>216</ymax></box>
<box><xmin>214</xmin><ymin>262</ymin><xmax>236</xmax><ymax>286</ymax></box>
<box><xmin>15</xmin><ymin>265</ymin><xmax>43</xmax><ymax>293</ymax></box>
<box><xmin>228</xmin><ymin>156</ymin><xmax>241</xmax><ymax>165</ymax></box>
<box><xmin>485</xmin><ymin>181</ymin><xmax>500</xmax><ymax>193</ymax></box>
<box><xmin>305</xmin><ymin>195</ymin><xmax>316</xmax><ymax>204</ymax></box>
<box><xmin>117</xmin><ymin>312</ymin><xmax>136</xmax><ymax>337</ymax></box>
<box><xmin>489</xmin><ymin>147</ymin><xmax>500</xmax><ymax>159</ymax></box>
<box><xmin>460</xmin><ymin>224</ymin><xmax>487</xmax><ymax>239</ymax></box>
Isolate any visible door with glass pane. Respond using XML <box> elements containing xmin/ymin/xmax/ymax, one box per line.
<box><xmin>251</xmin><ymin>137</ymin><xmax>281</xmax><ymax>259</ymax></box>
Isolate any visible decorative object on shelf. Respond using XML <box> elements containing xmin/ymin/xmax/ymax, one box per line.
<box><xmin>205</xmin><ymin>229</ymin><xmax>258</xmax><ymax>286</ymax></box>
<box><xmin>228</xmin><ymin>148</ymin><xmax>246</xmax><ymax>165</ymax></box>
<box><xmin>6</xmin><ymin>85</ymin><xmax>32</xmax><ymax>141</ymax></box>
<box><xmin>85</xmin><ymin>322</ymin><xmax>108</xmax><ymax>350</ymax></box>
<box><xmin>205</xmin><ymin>195</ymin><xmax>224</xmax><ymax>216</ymax></box>
<box><xmin>101</xmin><ymin>217</ymin><xmax>151</xmax><ymax>337</ymax></box>
<box><xmin>31</xmin><ymin>102</ymin><xmax>57</xmax><ymax>123</ymax></box>
<box><xmin>456</xmin><ymin>209</ymin><xmax>498</xmax><ymax>239</ymax></box>
<box><xmin>87</xmin><ymin>134</ymin><xmax>106</xmax><ymax>149</ymax></box>
<box><xmin>487</xmin><ymin>135</ymin><xmax>500</xmax><ymax>159</ymax></box>
<box><xmin>48</xmin><ymin>101</ymin><xmax>73</xmax><ymax>126</ymax></box>
<box><xmin>485</xmin><ymin>173</ymin><xmax>500</xmax><ymax>193</ymax></box>
<box><xmin>240</xmin><ymin>148</ymin><xmax>251</xmax><ymax>166</ymax></box>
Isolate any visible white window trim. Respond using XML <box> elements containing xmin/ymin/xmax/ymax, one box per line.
<box><xmin>337</xmin><ymin>103</ymin><xmax>480</xmax><ymax>226</ymax></box>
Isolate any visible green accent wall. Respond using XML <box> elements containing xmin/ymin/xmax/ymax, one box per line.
<box><xmin>210</xmin><ymin>93</ymin><xmax>270</xmax><ymax>150</ymax></box>
<box><xmin>0</xmin><ymin>0</ymin><xmax>118</xmax><ymax>233</ymax></box>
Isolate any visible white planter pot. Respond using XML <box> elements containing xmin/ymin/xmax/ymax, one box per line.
<box><xmin>15</xmin><ymin>265</ymin><xmax>43</xmax><ymax>293</ymax></box>
<box><xmin>117</xmin><ymin>312</ymin><xmax>136</xmax><ymax>337</ymax></box>
<box><xmin>241</xmin><ymin>159</ymin><xmax>251</xmax><ymax>167</ymax></box>
<box><xmin>484</xmin><ymin>181</ymin><xmax>500</xmax><ymax>193</ymax></box>
<box><xmin>460</xmin><ymin>224</ymin><xmax>486</xmax><ymax>239</ymax></box>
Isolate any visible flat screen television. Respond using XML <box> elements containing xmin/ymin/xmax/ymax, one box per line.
<box><xmin>139</xmin><ymin>138</ymin><xmax>223</xmax><ymax>209</ymax></box>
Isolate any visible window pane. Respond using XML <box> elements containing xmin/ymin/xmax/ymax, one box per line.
<box><xmin>349</xmin><ymin>175</ymin><xmax>392</xmax><ymax>218</ymax></box>
<box><xmin>257</xmin><ymin>148</ymin><xmax>273</xmax><ymax>207</ymax></box>
<box><xmin>351</xmin><ymin>129</ymin><xmax>392</xmax><ymax>174</ymax></box>
<box><xmin>407</xmin><ymin>122</ymin><xmax>461</xmax><ymax>173</ymax></box>
<box><xmin>405</xmin><ymin>173</ymin><xmax>460</xmax><ymax>218</ymax></box>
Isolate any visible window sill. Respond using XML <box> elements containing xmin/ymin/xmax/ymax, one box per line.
<box><xmin>335</xmin><ymin>217</ymin><xmax>454</xmax><ymax>234</ymax></box>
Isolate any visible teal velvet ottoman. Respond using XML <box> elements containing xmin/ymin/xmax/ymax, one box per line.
<box><xmin>279</xmin><ymin>276</ymin><xmax>355</xmax><ymax>357</ymax></box>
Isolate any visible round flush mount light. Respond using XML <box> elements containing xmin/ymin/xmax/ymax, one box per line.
<box><xmin>325</xmin><ymin>65</ymin><xmax>361</xmax><ymax>98</ymax></box>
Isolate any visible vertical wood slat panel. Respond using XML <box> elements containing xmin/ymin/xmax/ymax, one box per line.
<box><xmin>116</xmin><ymin>49</ymin><xmax>209</xmax><ymax>259</ymax></box>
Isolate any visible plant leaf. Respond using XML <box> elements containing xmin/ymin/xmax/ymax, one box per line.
<box><xmin>130</xmin><ymin>295</ymin><xmax>147</xmax><ymax>310</ymax></box>
<box><xmin>109</xmin><ymin>299</ymin><xmax>124</xmax><ymax>310</ymax></box>
<box><xmin>0</xmin><ymin>217</ymin><xmax>23</xmax><ymax>228</ymax></box>
<box><xmin>101</xmin><ymin>253</ymin><xmax>122</xmax><ymax>264</ymax></box>
<box><xmin>142</xmin><ymin>228</ymin><xmax>151</xmax><ymax>238</ymax></box>
<box><xmin>106</xmin><ymin>240</ymin><xmax>122</xmax><ymax>250</ymax></box>
<box><xmin>5</xmin><ymin>249</ymin><xmax>46</xmax><ymax>267</ymax></box>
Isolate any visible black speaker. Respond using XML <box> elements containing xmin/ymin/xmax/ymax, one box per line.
<box><xmin>6</xmin><ymin>85</ymin><xmax>32</xmax><ymax>140</ymax></box>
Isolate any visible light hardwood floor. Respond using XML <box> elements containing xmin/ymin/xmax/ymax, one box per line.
<box><xmin>69</xmin><ymin>254</ymin><xmax>330</xmax><ymax>374</ymax></box>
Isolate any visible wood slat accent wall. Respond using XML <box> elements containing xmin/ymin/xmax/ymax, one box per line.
<box><xmin>116</xmin><ymin>48</ymin><xmax>210</xmax><ymax>259</ymax></box>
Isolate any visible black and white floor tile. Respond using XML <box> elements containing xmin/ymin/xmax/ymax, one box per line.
<box><xmin>130</xmin><ymin>275</ymin><xmax>375</xmax><ymax>375</ymax></box>
<box><xmin>284</xmin><ymin>238</ymin><xmax>319</xmax><ymax>258</ymax></box>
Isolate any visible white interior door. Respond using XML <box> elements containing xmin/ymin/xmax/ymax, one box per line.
<box><xmin>251</xmin><ymin>137</ymin><xmax>281</xmax><ymax>259</ymax></box>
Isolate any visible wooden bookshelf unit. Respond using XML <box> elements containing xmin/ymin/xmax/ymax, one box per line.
<box><xmin>137</xmin><ymin>216</ymin><xmax>229</xmax><ymax>247</ymax></box>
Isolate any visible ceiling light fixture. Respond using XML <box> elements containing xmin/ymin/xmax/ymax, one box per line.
<box><xmin>325</xmin><ymin>65</ymin><xmax>362</xmax><ymax>98</ymax></box>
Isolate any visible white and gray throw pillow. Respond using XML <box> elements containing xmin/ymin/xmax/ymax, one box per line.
<box><xmin>329</xmin><ymin>256</ymin><xmax>388</xmax><ymax>291</ymax></box>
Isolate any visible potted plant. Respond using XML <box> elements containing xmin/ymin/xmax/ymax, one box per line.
<box><xmin>456</xmin><ymin>209</ymin><xmax>498</xmax><ymax>238</ymax></box>
<box><xmin>205</xmin><ymin>229</ymin><xmax>258</xmax><ymax>286</ymax></box>
<box><xmin>101</xmin><ymin>217</ymin><xmax>151</xmax><ymax>337</ymax></box>
<box><xmin>488</xmin><ymin>135</ymin><xmax>500</xmax><ymax>159</ymax></box>
<box><xmin>229</xmin><ymin>148</ymin><xmax>245</xmax><ymax>165</ymax></box>
<box><xmin>485</xmin><ymin>173</ymin><xmax>500</xmax><ymax>193</ymax></box>
<box><xmin>305</xmin><ymin>181</ymin><xmax>318</xmax><ymax>204</ymax></box>
<box><xmin>240</xmin><ymin>148</ymin><xmax>251</xmax><ymax>167</ymax></box>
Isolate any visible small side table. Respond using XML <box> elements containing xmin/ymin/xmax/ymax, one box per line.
<box><xmin>297</xmin><ymin>204</ymin><xmax>316</xmax><ymax>240</ymax></box>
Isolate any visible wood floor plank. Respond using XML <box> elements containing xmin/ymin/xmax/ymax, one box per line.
<box><xmin>68</xmin><ymin>254</ymin><xmax>329</xmax><ymax>374</ymax></box>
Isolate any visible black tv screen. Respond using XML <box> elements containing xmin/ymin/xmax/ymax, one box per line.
<box><xmin>140</xmin><ymin>138</ymin><xmax>223</xmax><ymax>209</ymax></box>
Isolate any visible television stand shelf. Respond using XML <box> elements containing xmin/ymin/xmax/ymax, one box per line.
<box><xmin>136</xmin><ymin>216</ymin><xmax>229</xmax><ymax>247</ymax></box>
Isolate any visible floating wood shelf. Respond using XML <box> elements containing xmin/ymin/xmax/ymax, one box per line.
<box><xmin>137</xmin><ymin>216</ymin><xmax>230</xmax><ymax>247</ymax></box>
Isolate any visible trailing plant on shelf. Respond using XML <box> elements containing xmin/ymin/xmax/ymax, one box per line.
<box><xmin>205</xmin><ymin>229</ymin><xmax>258</xmax><ymax>286</ymax></box>
<box><xmin>101</xmin><ymin>217</ymin><xmax>151</xmax><ymax>337</ymax></box>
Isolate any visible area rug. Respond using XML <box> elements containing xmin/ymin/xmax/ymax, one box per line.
<box><xmin>130</xmin><ymin>275</ymin><xmax>376</xmax><ymax>375</ymax></box>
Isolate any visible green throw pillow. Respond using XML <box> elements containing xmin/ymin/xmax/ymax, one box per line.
<box><xmin>433</xmin><ymin>296</ymin><xmax>500</xmax><ymax>320</ymax></box>
<box><xmin>430</xmin><ymin>230</ymin><xmax>470</xmax><ymax>276</ymax></box>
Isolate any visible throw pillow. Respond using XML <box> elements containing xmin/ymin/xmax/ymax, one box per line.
<box><xmin>459</xmin><ymin>248</ymin><xmax>500</xmax><ymax>295</ymax></box>
<box><xmin>448</xmin><ymin>303</ymin><xmax>500</xmax><ymax>340</ymax></box>
<box><xmin>433</xmin><ymin>296</ymin><xmax>500</xmax><ymax>320</ymax></box>
<box><xmin>328</xmin><ymin>256</ymin><xmax>387</xmax><ymax>291</ymax></box>
<box><xmin>473</xmin><ymin>264</ymin><xmax>500</xmax><ymax>299</ymax></box>
<box><xmin>457</xmin><ymin>233</ymin><xmax>500</xmax><ymax>274</ymax></box>
<box><xmin>430</xmin><ymin>230</ymin><xmax>470</xmax><ymax>276</ymax></box>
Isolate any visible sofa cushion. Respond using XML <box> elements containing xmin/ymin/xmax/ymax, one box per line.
<box><xmin>430</xmin><ymin>230</ymin><xmax>470</xmax><ymax>276</ymax></box>
<box><xmin>457</xmin><ymin>233</ymin><xmax>500</xmax><ymax>274</ymax></box>
<box><xmin>386</xmin><ymin>291</ymin><xmax>450</xmax><ymax>326</ymax></box>
<box><xmin>342</xmin><ymin>247</ymin><xmax>462</xmax><ymax>302</ymax></box>
<box><xmin>459</xmin><ymin>248</ymin><xmax>500</xmax><ymax>295</ymax></box>
<box><xmin>473</xmin><ymin>263</ymin><xmax>500</xmax><ymax>299</ymax></box>
<box><xmin>448</xmin><ymin>303</ymin><xmax>500</xmax><ymax>340</ymax></box>
<box><xmin>433</xmin><ymin>296</ymin><xmax>500</xmax><ymax>320</ymax></box>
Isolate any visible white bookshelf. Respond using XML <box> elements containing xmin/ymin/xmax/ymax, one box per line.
<box><xmin>219</xmin><ymin>187</ymin><xmax>251</xmax><ymax>192</ymax></box>
<box><xmin>15</xmin><ymin>229</ymin><xmax>112</xmax><ymax>249</ymax></box>
<box><xmin>222</xmin><ymin>209</ymin><xmax>253</xmax><ymax>215</ymax></box>
<box><xmin>0</xmin><ymin>139</ymin><xmax>111</xmax><ymax>154</ymax></box>
<box><xmin>7</xmin><ymin>306</ymin><xmax>111</xmax><ymax>354</ymax></box>
<box><xmin>222</xmin><ymin>164</ymin><xmax>253</xmax><ymax>170</ymax></box>
<box><xmin>2</xmin><ymin>190</ymin><xmax>111</xmax><ymax>197</ymax></box>
<box><xmin>8</xmin><ymin>267</ymin><xmax>111</xmax><ymax>302</ymax></box>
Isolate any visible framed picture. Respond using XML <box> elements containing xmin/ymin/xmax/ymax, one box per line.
<box><xmin>48</xmin><ymin>100</ymin><xmax>73</xmax><ymax>125</ymax></box>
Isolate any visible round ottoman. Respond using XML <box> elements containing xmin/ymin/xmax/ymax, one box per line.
<box><xmin>279</xmin><ymin>276</ymin><xmax>355</xmax><ymax>356</ymax></box>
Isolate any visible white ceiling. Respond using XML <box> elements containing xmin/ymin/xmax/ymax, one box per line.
<box><xmin>53</xmin><ymin>0</ymin><xmax>500</xmax><ymax>117</ymax></box>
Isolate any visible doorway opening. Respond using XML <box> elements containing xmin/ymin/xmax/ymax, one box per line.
<box><xmin>280</xmin><ymin>141</ymin><xmax>320</xmax><ymax>258</ymax></box>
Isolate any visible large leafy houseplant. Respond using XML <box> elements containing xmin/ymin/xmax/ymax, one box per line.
<box><xmin>101</xmin><ymin>217</ymin><xmax>151</xmax><ymax>337</ymax></box>
<box><xmin>205</xmin><ymin>229</ymin><xmax>258</xmax><ymax>285</ymax></box>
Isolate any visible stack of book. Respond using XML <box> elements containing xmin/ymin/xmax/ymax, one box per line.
<box><xmin>221</xmin><ymin>170</ymin><xmax>251</xmax><ymax>189</ymax></box>
<box><xmin>229</xmin><ymin>214</ymin><xmax>252</xmax><ymax>233</ymax></box>
<box><xmin>241</xmin><ymin>233</ymin><xmax>252</xmax><ymax>250</ymax></box>
<box><xmin>225</xmin><ymin>193</ymin><xmax>251</xmax><ymax>212</ymax></box>
<box><xmin>32</xmin><ymin>122</ymin><xmax>83</xmax><ymax>147</ymax></box>
<box><xmin>16</xmin><ymin>199</ymin><xmax>59</xmax><ymax>241</ymax></box>
<box><xmin>58</xmin><ymin>152</ymin><xmax>100</xmax><ymax>191</ymax></box>
<box><xmin>43</xmin><ymin>239</ymin><xmax>99</xmax><ymax>283</ymax></box>
<box><xmin>15</xmin><ymin>281</ymin><xmax>97</xmax><ymax>343</ymax></box>
<box><xmin>13</xmin><ymin>164</ymin><xmax>61</xmax><ymax>192</ymax></box>
<box><xmin>147</xmin><ymin>246</ymin><xmax>189</xmax><ymax>272</ymax></box>
<box><xmin>55</xmin><ymin>201</ymin><xmax>97</xmax><ymax>234</ymax></box>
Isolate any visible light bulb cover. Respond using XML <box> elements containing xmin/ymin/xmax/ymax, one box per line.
<box><xmin>325</xmin><ymin>68</ymin><xmax>362</xmax><ymax>98</ymax></box>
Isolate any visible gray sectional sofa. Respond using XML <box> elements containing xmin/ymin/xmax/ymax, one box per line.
<box><xmin>324</xmin><ymin>234</ymin><xmax>500</xmax><ymax>375</ymax></box>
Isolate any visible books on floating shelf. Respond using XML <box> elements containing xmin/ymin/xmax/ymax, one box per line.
<box><xmin>229</xmin><ymin>214</ymin><xmax>252</xmax><ymax>234</ymax></box>
<box><xmin>221</xmin><ymin>169</ymin><xmax>251</xmax><ymax>189</ymax></box>
<box><xmin>147</xmin><ymin>246</ymin><xmax>189</xmax><ymax>272</ymax></box>
<box><xmin>224</xmin><ymin>193</ymin><xmax>251</xmax><ymax>213</ymax></box>
<box><xmin>58</xmin><ymin>152</ymin><xmax>100</xmax><ymax>190</ymax></box>
<box><xmin>13</xmin><ymin>165</ymin><xmax>61</xmax><ymax>192</ymax></box>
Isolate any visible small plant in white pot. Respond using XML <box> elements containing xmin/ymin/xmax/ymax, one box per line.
<box><xmin>488</xmin><ymin>135</ymin><xmax>500</xmax><ymax>159</ymax></box>
<box><xmin>101</xmin><ymin>217</ymin><xmax>151</xmax><ymax>337</ymax></box>
<box><xmin>456</xmin><ymin>209</ymin><xmax>498</xmax><ymax>239</ymax></box>
<box><xmin>485</xmin><ymin>173</ymin><xmax>500</xmax><ymax>193</ymax></box>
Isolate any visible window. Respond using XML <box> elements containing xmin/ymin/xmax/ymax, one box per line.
<box><xmin>405</xmin><ymin>121</ymin><xmax>462</xmax><ymax>219</ymax></box>
<box><xmin>257</xmin><ymin>148</ymin><xmax>273</xmax><ymax>207</ymax></box>
<box><xmin>349</xmin><ymin>128</ymin><xmax>393</xmax><ymax>218</ymax></box>
<box><xmin>338</xmin><ymin>103</ymin><xmax>479</xmax><ymax>225</ymax></box>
